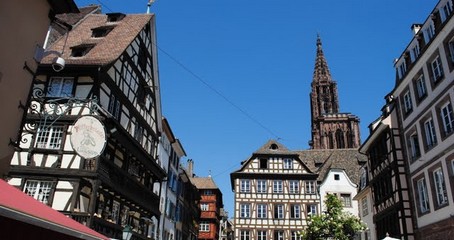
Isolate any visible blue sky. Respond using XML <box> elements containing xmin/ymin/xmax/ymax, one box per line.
<box><xmin>76</xmin><ymin>0</ymin><xmax>436</xmax><ymax>217</ymax></box>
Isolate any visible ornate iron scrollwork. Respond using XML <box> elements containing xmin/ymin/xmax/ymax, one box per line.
<box><xmin>16</xmin><ymin>85</ymin><xmax>101</xmax><ymax>149</ymax></box>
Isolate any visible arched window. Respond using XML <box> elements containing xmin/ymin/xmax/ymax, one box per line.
<box><xmin>336</xmin><ymin>129</ymin><xmax>345</xmax><ymax>149</ymax></box>
<box><xmin>328</xmin><ymin>132</ymin><xmax>334</xmax><ymax>149</ymax></box>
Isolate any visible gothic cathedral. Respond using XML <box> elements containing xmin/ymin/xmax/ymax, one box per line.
<box><xmin>309</xmin><ymin>36</ymin><xmax>361</xmax><ymax>149</ymax></box>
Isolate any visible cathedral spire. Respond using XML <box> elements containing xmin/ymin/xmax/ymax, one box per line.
<box><xmin>309</xmin><ymin>35</ymin><xmax>360</xmax><ymax>150</ymax></box>
<box><xmin>312</xmin><ymin>34</ymin><xmax>332</xmax><ymax>83</ymax></box>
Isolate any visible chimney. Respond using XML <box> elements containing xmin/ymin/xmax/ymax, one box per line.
<box><xmin>411</xmin><ymin>24</ymin><xmax>422</xmax><ymax>36</ymax></box>
<box><xmin>187</xmin><ymin>159</ymin><xmax>194</xmax><ymax>177</ymax></box>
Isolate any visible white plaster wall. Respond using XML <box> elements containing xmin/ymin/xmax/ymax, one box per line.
<box><xmin>319</xmin><ymin>169</ymin><xmax>359</xmax><ymax>216</ymax></box>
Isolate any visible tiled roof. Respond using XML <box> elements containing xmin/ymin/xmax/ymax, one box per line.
<box><xmin>232</xmin><ymin>139</ymin><xmax>367</xmax><ymax>185</ymax></box>
<box><xmin>296</xmin><ymin>148</ymin><xmax>367</xmax><ymax>184</ymax></box>
<box><xmin>191</xmin><ymin>177</ymin><xmax>219</xmax><ymax>190</ymax></box>
<box><xmin>253</xmin><ymin>139</ymin><xmax>294</xmax><ymax>155</ymax></box>
<box><xmin>42</xmin><ymin>12</ymin><xmax>153</xmax><ymax>66</ymax></box>
<box><xmin>57</xmin><ymin>5</ymin><xmax>101</xmax><ymax>26</ymax></box>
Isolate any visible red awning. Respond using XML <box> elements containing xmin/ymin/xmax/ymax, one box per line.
<box><xmin>0</xmin><ymin>179</ymin><xmax>109</xmax><ymax>240</ymax></box>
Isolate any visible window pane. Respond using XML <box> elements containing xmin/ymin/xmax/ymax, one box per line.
<box><xmin>36</xmin><ymin>126</ymin><xmax>64</xmax><ymax>149</ymax></box>
<box><xmin>433</xmin><ymin>169</ymin><xmax>448</xmax><ymax>206</ymax></box>
<box><xmin>24</xmin><ymin>180</ymin><xmax>53</xmax><ymax>204</ymax></box>
<box><xmin>441</xmin><ymin>103</ymin><xmax>454</xmax><ymax>134</ymax></box>
<box><xmin>257</xmin><ymin>180</ymin><xmax>267</xmax><ymax>193</ymax></box>
<box><xmin>47</xmin><ymin>77</ymin><xmax>74</xmax><ymax>97</ymax></box>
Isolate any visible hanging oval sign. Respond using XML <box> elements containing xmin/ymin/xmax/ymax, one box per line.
<box><xmin>70</xmin><ymin>115</ymin><xmax>107</xmax><ymax>159</ymax></box>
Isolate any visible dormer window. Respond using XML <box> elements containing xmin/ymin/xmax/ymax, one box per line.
<box><xmin>410</xmin><ymin>43</ymin><xmax>420</xmax><ymax>62</ymax></box>
<box><xmin>107</xmin><ymin>13</ymin><xmax>126</xmax><ymax>22</ymax></box>
<box><xmin>92</xmin><ymin>26</ymin><xmax>114</xmax><ymax>38</ymax></box>
<box><xmin>397</xmin><ymin>61</ymin><xmax>407</xmax><ymax>80</ymax></box>
<box><xmin>441</xmin><ymin>1</ymin><xmax>453</xmax><ymax>23</ymax></box>
<box><xmin>71</xmin><ymin>44</ymin><xmax>95</xmax><ymax>57</ymax></box>
<box><xmin>423</xmin><ymin>23</ymin><xmax>435</xmax><ymax>44</ymax></box>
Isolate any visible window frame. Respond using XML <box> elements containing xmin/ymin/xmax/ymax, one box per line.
<box><xmin>108</xmin><ymin>94</ymin><xmax>121</xmax><ymax>120</ymax></box>
<box><xmin>423</xmin><ymin>23</ymin><xmax>435</xmax><ymax>44</ymax></box>
<box><xmin>257</xmin><ymin>180</ymin><xmax>267</xmax><ymax>193</ymax></box>
<box><xmin>440</xmin><ymin>102</ymin><xmax>454</xmax><ymax>137</ymax></box>
<box><xmin>448</xmin><ymin>38</ymin><xmax>454</xmax><ymax>64</ymax></box>
<box><xmin>240</xmin><ymin>179</ymin><xmax>251</xmax><ymax>193</ymax></box>
<box><xmin>199</xmin><ymin>222</ymin><xmax>210</xmax><ymax>232</ymax></box>
<box><xmin>283</xmin><ymin>158</ymin><xmax>293</xmax><ymax>169</ymax></box>
<box><xmin>414</xmin><ymin>74</ymin><xmax>427</xmax><ymax>102</ymax></box>
<box><xmin>432</xmin><ymin>167</ymin><xmax>448</xmax><ymax>207</ymax></box>
<box><xmin>409</xmin><ymin>132</ymin><xmax>421</xmax><ymax>161</ymax></box>
<box><xmin>257</xmin><ymin>230</ymin><xmax>267</xmax><ymax>240</ymax></box>
<box><xmin>240</xmin><ymin>230</ymin><xmax>250</xmax><ymax>240</ymax></box>
<box><xmin>240</xmin><ymin>203</ymin><xmax>251</xmax><ymax>218</ymax></box>
<box><xmin>23</xmin><ymin>180</ymin><xmax>53</xmax><ymax>204</ymax></box>
<box><xmin>416</xmin><ymin>177</ymin><xmax>430</xmax><ymax>214</ymax></box>
<box><xmin>361</xmin><ymin>197</ymin><xmax>368</xmax><ymax>217</ymax></box>
<box><xmin>273</xmin><ymin>180</ymin><xmax>283</xmax><ymax>193</ymax></box>
<box><xmin>397</xmin><ymin>61</ymin><xmax>407</xmax><ymax>80</ymax></box>
<box><xmin>307</xmin><ymin>204</ymin><xmax>317</xmax><ymax>216</ymax></box>
<box><xmin>290</xmin><ymin>204</ymin><xmax>301</xmax><ymax>219</ymax></box>
<box><xmin>403</xmin><ymin>90</ymin><xmax>413</xmax><ymax>114</ymax></box>
<box><xmin>35</xmin><ymin>125</ymin><xmax>64</xmax><ymax>150</ymax></box>
<box><xmin>200</xmin><ymin>203</ymin><xmax>209</xmax><ymax>211</ymax></box>
<box><xmin>340</xmin><ymin>193</ymin><xmax>352</xmax><ymax>207</ymax></box>
<box><xmin>441</xmin><ymin>0</ymin><xmax>453</xmax><ymax>22</ymax></box>
<box><xmin>257</xmin><ymin>204</ymin><xmax>267</xmax><ymax>219</ymax></box>
<box><xmin>274</xmin><ymin>231</ymin><xmax>284</xmax><ymax>240</ymax></box>
<box><xmin>46</xmin><ymin>77</ymin><xmax>75</xmax><ymax>98</ymax></box>
<box><xmin>430</xmin><ymin>55</ymin><xmax>444</xmax><ymax>84</ymax></box>
<box><xmin>291</xmin><ymin>231</ymin><xmax>301</xmax><ymax>240</ymax></box>
<box><xmin>289</xmin><ymin>180</ymin><xmax>299</xmax><ymax>194</ymax></box>
<box><xmin>423</xmin><ymin>117</ymin><xmax>438</xmax><ymax>150</ymax></box>
<box><xmin>305</xmin><ymin>181</ymin><xmax>316</xmax><ymax>194</ymax></box>
<box><xmin>274</xmin><ymin>204</ymin><xmax>284</xmax><ymax>219</ymax></box>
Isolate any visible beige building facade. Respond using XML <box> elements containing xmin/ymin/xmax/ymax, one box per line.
<box><xmin>0</xmin><ymin>0</ymin><xmax>78</xmax><ymax>177</ymax></box>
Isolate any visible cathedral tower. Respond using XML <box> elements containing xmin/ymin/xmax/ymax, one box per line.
<box><xmin>309</xmin><ymin>36</ymin><xmax>361</xmax><ymax>149</ymax></box>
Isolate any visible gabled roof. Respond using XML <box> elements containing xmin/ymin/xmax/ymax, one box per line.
<box><xmin>0</xmin><ymin>180</ymin><xmax>108</xmax><ymax>240</ymax></box>
<box><xmin>230</xmin><ymin>140</ymin><xmax>366</xmax><ymax>189</ymax></box>
<box><xmin>42</xmin><ymin>12</ymin><xmax>153</xmax><ymax>66</ymax></box>
<box><xmin>191</xmin><ymin>177</ymin><xmax>219</xmax><ymax>190</ymax></box>
<box><xmin>232</xmin><ymin>139</ymin><xmax>314</xmax><ymax>174</ymax></box>
<box><xmin>252</xmin><ymin>139</ymin><xmax>293</xmax><ymax>155</ymax></box>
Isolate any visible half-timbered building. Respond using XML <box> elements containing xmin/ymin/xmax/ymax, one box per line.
<box><xmin>189</xmin><ymin>160</ymin><xmax>224</xmax><ymax>240</ymax></box>
<box><xmin>358</xmin><ymin>98</ymin><xmax>415</xmax><ymax>240</ymax></box>
<box><xmin>230</xmin><ymin>37</ymin><xmax>367</xmax><ymax>240</ymax></box>
<box><xmin>8</xmin><ymin>10</ymin><xmax>165</xmax><ymax>240</ymax></box>
<box><xmin>230</xmin><ymin>140</ymin><xmax>319</xmax><ymax>240</ymax></box>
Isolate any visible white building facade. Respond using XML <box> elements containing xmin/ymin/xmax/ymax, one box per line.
<box><xmin>158</xmin><ymin>118</ymin><xmax>186</xmax><ymax>240</ymax></box>
<box><xmin>392</xmin><ymin>0</ymin><xmax>454</xmax><ymax>238</ymax></box>
<box><xmin>319</xmin><ymin>168</ymin><xmax>359</xmax><ymax>217</ymax></box>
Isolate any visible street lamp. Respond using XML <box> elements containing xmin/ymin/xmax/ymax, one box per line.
<box><xmin>122</xmin><ymin>225</ymin><xmax>133</xmax><ymax>240</ymax></box>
